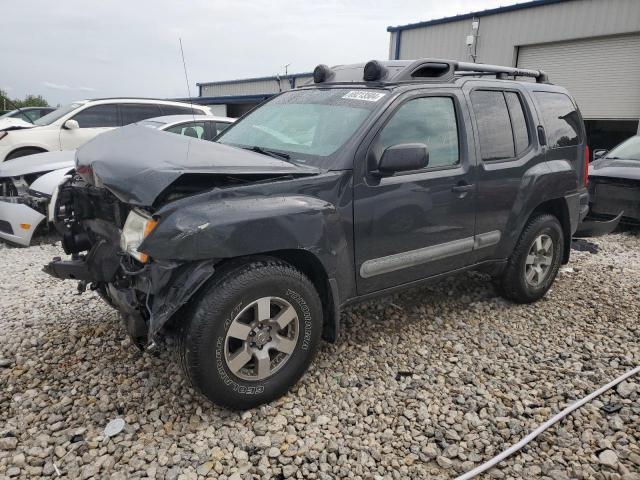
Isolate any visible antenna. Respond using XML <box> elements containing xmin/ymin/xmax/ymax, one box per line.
<box><xmin>179</xmin><ymin>38</ymin><xmax>196</xmax><ymax>121</ymax></box>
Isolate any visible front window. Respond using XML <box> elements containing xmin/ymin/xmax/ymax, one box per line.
<box><xmin>605</xmin><ymin>135</ymin><xmax>640</xmax><ymax>161</ymax></box>
<box><xmin>34</xmin><ymin>103</ymin><xmax>84</xmax><ymax>126</ymax></box>
<box><xmin>378</xmin><ymin>96</ymin><xmax>459</xmax><ymax>169</ymax></box>
<box><xmin>218</xmin><ymin>89</ymin><xmax>386</xmax><ymax>167</ymax></box>
<box><xmin>71</xmin><ymin>104</ymin><xmax>119</xmax><ymax>128</ymax></box>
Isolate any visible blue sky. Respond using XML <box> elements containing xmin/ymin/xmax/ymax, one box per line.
<box><xmin>2</xmin><ymin>0</ymin><xmax>518</xmax><ymax>106</ymax></box>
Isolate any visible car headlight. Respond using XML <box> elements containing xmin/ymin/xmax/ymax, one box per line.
<box><xmin>120</xmin><ymin>209</ymin><xmax>158</xmax><ymax>263</ymax></box>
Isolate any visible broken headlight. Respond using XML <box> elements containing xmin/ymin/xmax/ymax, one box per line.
<box><xmin>120</xmin><ymin>209</ymin><xmax>157</xmax><ymax>263</ymax></box>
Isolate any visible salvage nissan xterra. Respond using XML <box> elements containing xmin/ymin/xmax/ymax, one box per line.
<box><xmin>45</xmin><ymin>59</ymin><xmax>589</xmax><ymax>408</ymax></box>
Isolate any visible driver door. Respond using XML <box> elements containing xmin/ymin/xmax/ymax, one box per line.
<box><xmin>353</xmin><ymin>91</ymin><xmax>478</xmax><ymax>294</ymax></box>
<box><xmin>59</xmin><ymin>104</ymin><xmax>120</xmax><ymax>150</ymax></box>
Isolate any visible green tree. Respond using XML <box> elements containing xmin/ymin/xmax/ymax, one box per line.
<box><xmin>0</xmin><ymin>90</ymin><xmax>49</xmax><ymax>110</ymax></box>
<box><xmin>14</xmin><ymin>94</ymin><xmax>49</xmax><ymax>108</ymax></box>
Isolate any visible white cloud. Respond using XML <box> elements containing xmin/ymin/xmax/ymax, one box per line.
<box><xmin>7</xmin><ymin>0</ymin><xmax>511</xmax><ymax>104</ymax></box>
<box><xmin>43</xmin><ymin>81</ymin><xmax>72</xmax><ymax>91</ymax></box>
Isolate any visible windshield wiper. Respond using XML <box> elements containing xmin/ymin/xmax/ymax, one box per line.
<box><xmin>243</xmin><ymin>145</ymin><xmax>291</xmax><ymax>160</ymax></box>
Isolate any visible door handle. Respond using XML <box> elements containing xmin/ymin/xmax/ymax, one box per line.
<box><xmin>451</xmin><ymin>184</ymin><xmax>474</xmax><ymax>193</ymax></box>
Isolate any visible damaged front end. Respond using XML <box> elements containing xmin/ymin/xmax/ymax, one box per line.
<box><xmin>43</xmin><ymin>126</ymin><xmax>322</xmax><ymax>346</ymax></box>
<box><xmin>44</xmin><ymin>178</ymin><xmax>216</xmax><ymax>346</ymax></box>
<box><xmin>0</xmin><ymin>174</ymin><xmax>49</xmax><ymax>245</ymax></box>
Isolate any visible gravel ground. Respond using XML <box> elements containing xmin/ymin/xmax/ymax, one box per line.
<box><xmin>1</xmin><ymin>231</ymin><xmax>639</xmax><ymax>480</ymax></box>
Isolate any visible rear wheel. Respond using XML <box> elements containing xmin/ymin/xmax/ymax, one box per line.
<box><xmin>177</xmin><ymin>258</ymin><xmax>323</xmax><ymax>409</ymax></box>
<box><xmin>498</xmin><ymin>214</ymin><xmax>564</xmax><ymax>303</ymax></box>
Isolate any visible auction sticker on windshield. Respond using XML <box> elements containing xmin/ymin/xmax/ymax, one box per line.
<box><xmin>342</xmin><ymin>91</ymin><xmax>386</xmax><ymax>102</ymax></box>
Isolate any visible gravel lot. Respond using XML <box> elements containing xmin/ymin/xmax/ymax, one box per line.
<box><xmin>1</xmin><ymin>232</ymin><xmax>639</xmax><ymax>480</ymax></box>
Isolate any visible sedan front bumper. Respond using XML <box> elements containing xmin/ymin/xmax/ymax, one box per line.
<box><xmin>0</xmin><ymin>199</ymin><xmax>46</xmax><ymax>246</ymax></box>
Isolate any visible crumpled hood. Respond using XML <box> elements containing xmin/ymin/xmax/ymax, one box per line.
<box><xmin>589</xmin><ymin>158</ymin><xmax>640</xmax><ymax>181</ymax></box>
<box><xmin>0</xmin><ymin>150</ymin><xmax>75</xmax><ymax>177</ymax></box>
<box><xmin>76</xmin><ymin>124</ymin><xmax>319</xmax><ymax>206</ymax></box>
<box><xmin>0</xmin><ymin>118</ymin><xmax>35</xmax><ymax>131</ymax></box>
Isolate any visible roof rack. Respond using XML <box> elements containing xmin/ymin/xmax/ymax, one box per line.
<box><xmin>454</xmin><ymin>61</ymin><xmax>548</xmax><ymax>83</ymax></box>
<box><xmin>312</xmin><ymin>58</ymin><xmax>549</xmax><ymax>85</ymax></box>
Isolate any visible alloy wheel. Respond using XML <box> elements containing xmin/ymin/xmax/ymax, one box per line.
<box><xmin>223</xmin><ymin>296</ymin><xmax>299</xmax><ymax>381</ymax></box>
<box><xmin>524</xmin><ymin>233</ymin><xmax>554</xmax><ymax>287</ymax></box>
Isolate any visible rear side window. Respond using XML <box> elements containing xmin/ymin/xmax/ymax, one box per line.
<box><xmin>471</xmin><ymin>91</ymin><xmax>514</xmax><ymax>160</ymax></box>
<box><xmin>379</xmin><ymin>97</ymin><xmax>459</xmax><ymax>169</ymax></box>
<box><xmin>534</xmin><ymin>92</ymin><xmax>581</xmax><ymax>148</ymax></box>
<box><xmin>72</xmin><ymin>104</ymin><xmax>119</xmax><ymax>128</ymax></box>
<box><xmin>120</xmin><ymin>104</ymin><xmax>162</xmax><ymax>125</ymax></box>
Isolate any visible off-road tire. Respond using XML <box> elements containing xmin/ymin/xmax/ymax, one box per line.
<box><xmin>498</xmin><ymin>214</ymin><xmax>564</xmax><ymax>304</ymax></box>
<box><xmin>6</xmin><ymin>148</ymin><xmax>46</xmax><ymax>160</ymax></box>
<box><xmin>177</xmin><ymin>258</ymin><xmax>323</xmax><ymax>409</ymax></box>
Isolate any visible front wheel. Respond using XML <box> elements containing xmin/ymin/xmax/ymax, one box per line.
<box><xmin>498</xmin><ymin>214</ymin><xmax>564</xmax><ymax>303</ymax></box>
<box><xmin>177</xmin><ymin>258</ymin><xmax>323</xmax><ymax>409</ymax></box>
<box><xmin>6</xmin><ymin>148</ymin><xmax>46</xmax><ymax>160</ymax></box>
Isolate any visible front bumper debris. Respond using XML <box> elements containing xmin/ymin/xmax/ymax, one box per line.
<box><xmin>574</xmin><ymin>211</ymin><xmax>623</xmax><ymax>238</ymax></box>
<box><xmin>44</xmin><ymin>239</ymin><xmax>216</xmax><ymax>340</ymax></box>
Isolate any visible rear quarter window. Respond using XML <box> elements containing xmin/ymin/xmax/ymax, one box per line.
<box><xmin>534</xmin><ymin>92</ymin><xmax>582</xmax><ymax>148</ymax></box>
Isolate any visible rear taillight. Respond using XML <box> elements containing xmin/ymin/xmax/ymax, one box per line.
<box><xmin>584</xmin><ymin>145</ymin><xmax>589</xmax><ymax>186</ymax></box>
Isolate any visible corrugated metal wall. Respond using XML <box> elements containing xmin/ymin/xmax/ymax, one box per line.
<box><xmin>517</xmin><ymin>33</ymin><xmax>640</xmax><ymax>119</ymax></box>
<box><xmin>392</xmin><ymin>0</ymin><xmax>640</xmax><ymax>65</ymax></box>
<box><xmin>200</xmin><ymin>75</ymin><xmax>313</xmax><ymax>98</ymax></box>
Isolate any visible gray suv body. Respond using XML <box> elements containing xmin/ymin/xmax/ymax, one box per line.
<box><xmin>45</xmin><ymin>59</ymin><xmax>589</xmax><ymax>408</ymax></box>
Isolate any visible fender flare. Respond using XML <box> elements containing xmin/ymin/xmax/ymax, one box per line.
<box><xmin>141</xmin><ymin>194</ymin><xmax>346</xmax><ymax>280</ymax></box>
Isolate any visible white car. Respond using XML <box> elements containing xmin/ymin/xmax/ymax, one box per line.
<box><xmin>0</xmin><ymin>114</ymin><xmax>234</xmax><ymax>246</ymax></box>
<box><xmin>0</xmin><ymin>98</ymin><xmax>213</xmax><ymax>161</ymax></box>
<box><xmin>0</xmin><ymin>107</ymin><xmax>56</xmax><ymax>130</ymax></box>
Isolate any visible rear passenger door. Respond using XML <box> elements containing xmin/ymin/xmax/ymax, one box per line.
<box><xmin>353</xmin><ymin>90</ymin><xmax>478</xmax><ymax>294</ymax></box>
<box><xmin>464</xmin><ymin>84</ymin><xmax>541</xmax><ymax>263</ymax></box>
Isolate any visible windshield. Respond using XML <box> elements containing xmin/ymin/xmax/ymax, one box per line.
<box><xmin>34</xmin><ymin>103</ymin><xmax>83</xmax><ymax>126</ymax></box>
<box><xmin>606</xmin><ymin>135</ymin><xmax>640</xmax><ymax>161</ymax></box>
<box><xmin>218</xmin><ymin>88</ymin><xmax>386</xmax><ymax>167</ymax></box>
<box><xmin>0</xmin><ymin>109</ymin><xmax>19</xmax><ymax>119</ymax></box>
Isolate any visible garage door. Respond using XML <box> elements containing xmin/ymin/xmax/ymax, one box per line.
<box><xmin>517</xmin><ymin>33</ymin><xmax>640</xmax><ymax>120</ymax></box>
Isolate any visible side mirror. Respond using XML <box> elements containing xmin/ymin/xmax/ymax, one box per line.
<box><xmin>63</xmin><ymin>119</ymin><xmax>79</xmax><ymax>130</ymax></box>
<box><xmin>593</xmin><ymin>149</ymin><xmax>607</xmax><ymax>160</ymax></box>
<box><xmin>376</xmin><ymin>143</ymin><xmax>429</xmax><ymax>176</ymax></box>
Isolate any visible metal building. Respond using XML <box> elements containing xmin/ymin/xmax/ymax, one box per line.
<box><xmin>388</xmin><ymin>0</ymin><xmax>640</xmax><ymax>150</ymax></box>
<box><xmin>194</xmin><ymin>72</ymin><xmax>313</xmax><ymax>118</ymax></box>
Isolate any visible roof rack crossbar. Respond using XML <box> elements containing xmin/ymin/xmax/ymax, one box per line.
<box><xmin>454</xmin><ymin>61</ymin><xmax>548</xmax><ymax>83</ymax></box>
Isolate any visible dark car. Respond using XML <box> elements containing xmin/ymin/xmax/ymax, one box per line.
<box><xmin>588</xmin><ymin>135</ymin><xmax>640</xmax><ymax>225</ymax></box>
<box><xmin>45</xmin><ymin>59</ymin><xmax>589</xmax><ymax>408</ymax></box>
